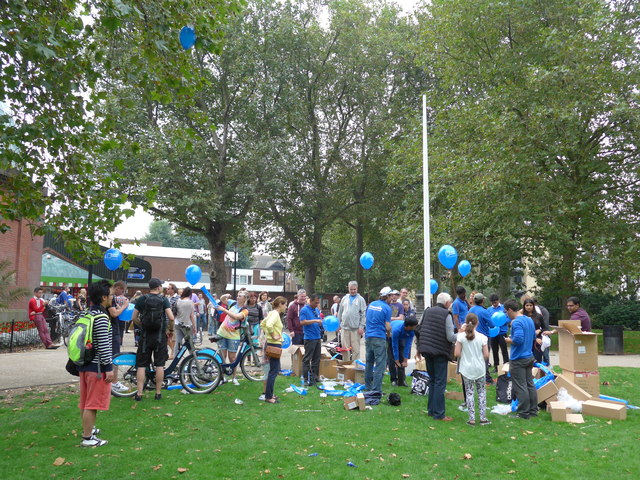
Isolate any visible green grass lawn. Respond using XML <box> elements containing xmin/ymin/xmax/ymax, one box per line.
<box><xmin>1</xmin><ymin>368</ymin><xmax>638</xmax><ymax>480</ymax></box>
<box><xmin>549</xmin><ymin>329</ymin><xmax>640</xmax><ymax>354</ymax></box>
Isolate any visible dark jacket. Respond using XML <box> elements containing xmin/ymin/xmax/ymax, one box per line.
<box><xmin>418</xmin><ymin>303</ymin><xmax>454</xmax><ymax>358</ymax></box>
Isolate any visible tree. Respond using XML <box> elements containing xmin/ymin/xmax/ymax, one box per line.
<box><xmin>0</xmin><ymin>0</ymin><xmax>242</xmax><ymax>260</ymax></box>
<box><xmin>143</xmin><ymin>220</ymin><xmax>209</xmax><ymax>250</ymax></box>
<box><xmin>416</xmin><ymin>0</ymin><xmax>640</xmax><ymax>305</ymax></box>
<box><xmin>254</xmin><ymin>0</ymin><xmax>425</xmax><ymax>292</ymax></box>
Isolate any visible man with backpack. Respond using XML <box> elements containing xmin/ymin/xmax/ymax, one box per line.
<box><xmin>131</xmin><ymin>278</ymin><xmax>175</xmax><ymax>401</ymax></box>
<box><xmin>77</xmin><ymin>279</ymin><xmax>114</xmax><ymax>447</ymax></box>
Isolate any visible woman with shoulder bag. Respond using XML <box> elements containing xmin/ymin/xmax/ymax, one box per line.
<box><xmin>260</xmin><ymin>296</ymin><xmax>288</xmax><ymax>404</ymax></box>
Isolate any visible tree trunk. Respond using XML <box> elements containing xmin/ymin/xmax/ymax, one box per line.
<box><xmin>559</xmin><ymin>248</ymin><xmax>577</xmax><ymax>319</ymax></box>
<box><xmin>207</xmin><ymin>234</ymin><xmax>228</xmax><ymax>296</ymax></box>
<box><xmin>355</xmin><ymin>218</ymin><xmax>364</xmax><ymax>290</ymax></box>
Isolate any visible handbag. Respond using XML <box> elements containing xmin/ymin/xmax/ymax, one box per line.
<box><xmin>265</xmin><ymin>344</ymin><xmax>282</xmax><ymax>359</ymax></box>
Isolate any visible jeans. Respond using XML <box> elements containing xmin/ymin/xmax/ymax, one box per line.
<box><xmin>425</xmin><ymin>354</ymin><xmax>448</xmax><ymax>419</ymax></box>
<box><xmin>264</xmin><ymin>343</ymin><xmax>281</xmax><ymax>400</ymax></box>
<box><xmin>292</xmin><ymin>332</ymin><xmax>304</xmax><ymax>346</ymax></box>
<box><xmin>365</xmin><ymin>337</ymin><xmax>387</xmax><ymax>393</ymax></box>
<box><xmin>302</xmin><ymin>339</ymin><xmax>321</xmax><ymax>385</ymax></box>
<box><xmin>510</xmin><ymin>356</ymin><xmax>538</xmax><ymax>418</ymax></box>
<box><xmin>197</xmin><ymin>313</ymin><xmax>208</xmax><ymax>332</ymax></box>
<box><xmin>387</xmin><ymin>338</ymin><xmax>406</xmax><ymax>385</ymax></box>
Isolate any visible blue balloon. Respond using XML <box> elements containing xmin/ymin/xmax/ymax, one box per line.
<box><xmin>430</xmin><ymin>279</ymin><xmax>438</xmax><ymax>295</ymax></box>
<box><xmin>359</xmin><ymin>252</ymin><xmax>374</xmax><ymax>270</ymax></box>
<box><xmin>185</xmin><ymin>264</ymin><xmax>202</xmax><ymax>285</ymax></box>
<box><xmin>281</xmin><ymin>332</ymin><xmax>291</xmax><ymax>349</ymax></box>
<box><xmin>104</xmin><ymin>248</ymin><xmax>123</xmax><ymax>271</ymax></box>
<box><xmin>491</xmin><ymin>311</ymin><xmax>509</xmax><ymax>328</ymax></box>
<box><xmin>458</xmin><ymin>260</ymin><xmax>471</xmax><ymax>277</ymax></box>
<box><xmin>118</xmin><ymin>303</ymin><xmax>135</xmax><ymax>321</ymax></box>
<box><xmin>179</xmin><ymin>26</ymin><xmax>196</xmax><ymax>50</ymax></box>
<box><xmin>323</xmin><ymin>315</ymin><xmax>340</xmax><ymax>332</ymax></box>
<box><xmin>488</xmin><ymin>326</ymin><xmax>500</xmax><ymax>338</ymax></box>
<box><xmin>437</xmin><ymin>245</ymin><xmax>458</xmax><ymax>270</ymax></box>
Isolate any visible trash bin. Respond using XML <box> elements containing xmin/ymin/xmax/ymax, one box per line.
<box><xmin>603</xmin><ymin>325</ymin><xmax>624</xmax><ymax>355</ymax></box>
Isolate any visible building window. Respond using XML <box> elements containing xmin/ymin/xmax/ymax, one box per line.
<box><xmin>234</xmin><ymin>275</ymin><xmax>252</xmax><ymax>285</ymax></box>
<box><xmin>260</xmin><ymin>270</ymin><xmax>273</xmax><ymax>281</ymax></box>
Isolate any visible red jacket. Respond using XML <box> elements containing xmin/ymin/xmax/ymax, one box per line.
<box><xmin>28</xmin><ymin>297</ymin><xmax>46</xmax><ymax>321</ymax></box>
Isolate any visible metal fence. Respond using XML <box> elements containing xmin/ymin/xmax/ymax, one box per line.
<box><xmin>0</xmin><ymin>318</ymin><xmax>61</xmax><ymax>352</ymax></box>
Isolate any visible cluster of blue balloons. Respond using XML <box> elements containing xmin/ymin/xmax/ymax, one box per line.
<box><xmin>437</xmin><ymin>245</ymin><xmax>472</xmax><ymax>278</ymax></box>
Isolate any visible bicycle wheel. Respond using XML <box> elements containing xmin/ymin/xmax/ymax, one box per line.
<box><xmin>111</xmin><ymin>352</ymin><xmax>141</xmax><ymax>397</ymax></box>
<box><xmin>240</xmin><ymin>347</ymin><xmax>266</xmax><ymax>381</ymax></box>
<box><xmin>179</xmin><ymin>352</ymin><xmax>222</xmax><ymax>394</ymax></box>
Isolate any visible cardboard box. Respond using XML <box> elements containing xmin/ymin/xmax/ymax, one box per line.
<box><xmin>445</xmin><ymin>391</ymin><xmax>464</xmax><ymax>401</ymax></box>
<box><xmin>556</xmin><ymin>320</ymin><xmax>598</xmax><ymax>372</ymax></box>
<box><xmin>562</xmin><ymin>370</ymin><xmax>600</xmax><ymax>396</ymax></box>
<box><xmin>582</xmin><ymin>400</ymin><xmax>627</xmax><ymax>420</ymax></box>
<box><xmin>501</xmin><ymin>362</ymin><xmax>510</xmax><ymax>374</ymax></box>
<box><xmin>354</xmin><ymin>368</ymin><xmax>365</xmax><ymax>384</ymax></box>
<box><xmin>536</xmin><ymin>380</ymin><xmax>559</xmax><ymax>403</ymax></box>
<box><xmin>555</xmin><ymin>374</ymin><xmax>593</xmax><ymax>402</ymax></box>
<box><xmin>447</xmin><ymin>361</ymin><xmax>462</xmax><ymax>384</ymax></box>
<box><xmin>344</xmin><ymin>392</ymin><xmax>366</xmax><ymax>411</ymax></box>
<box><xmin>549</xmin><ymin>401</ymin><xmax>585</xmax><ymax>423</ymax></box>
<box><xmin>319</xmin><ymin>359</ymin><xmax>338</xmax><ymax>379</ymax></box>
<box><xmin>290</xmin><ymin>345</ymin><xmax>305</xmax><ymax>377</ymax></box>
<box><xmin>337</xmin><ymin>365</ymin><xmax>357</xmax><ymax>383</ymax></box>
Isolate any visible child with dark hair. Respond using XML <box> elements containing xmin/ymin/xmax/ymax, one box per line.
<box><xmin>454</xmin><ymin>313</ymin><xmax>490</xmax><ymax>426</ymax></box>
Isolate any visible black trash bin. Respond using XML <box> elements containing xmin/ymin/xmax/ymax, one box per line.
<box><xmin>603</xmin><ymin>325</ymin><xmax>624</xmax><ymax>355</ymax></box>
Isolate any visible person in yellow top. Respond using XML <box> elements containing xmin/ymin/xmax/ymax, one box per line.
<box><xmin>260</xmin><ymin>296</ymin><xmax>288</xmax><ymax>403</ymax></box>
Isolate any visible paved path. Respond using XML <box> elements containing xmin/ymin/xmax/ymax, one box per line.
<box><xmin>1</xmin><ymin>333</ymin><xmax>638</xmax><ymax>391</ymax></box>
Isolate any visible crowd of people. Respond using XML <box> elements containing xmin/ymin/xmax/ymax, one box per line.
<box><xmin>27</xmin><ymin>278</ymin><xmax>592</xmax><ymax>446</ymax></box>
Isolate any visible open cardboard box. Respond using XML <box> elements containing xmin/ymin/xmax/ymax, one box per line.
<box><xmin>289</xmin><ymin>345</ymin><xmax>305</xmax><ymax>377</ymax></box>
<box><xmin>344</xmin><ymin>392</ymin><xmax>366</xmax><ymax>411</ymax></box>
<box><xmin>555</xmin><ymin>374</ymin><xmax>593</xmax><ymax>402</ymax></box>
<box><xmin>555</xmin><ymin>320</ymin><xmax>598</xmax><ymax>372</ymax></box>
<box><xmin>536</xmin><ymin>381</ymin><xmax>559</xmax><ymax>403</ymax></box>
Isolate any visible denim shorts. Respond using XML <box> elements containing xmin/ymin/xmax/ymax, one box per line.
<box><xmin>218</xmin><ymin>337</ymin><xmax>241</xmax><ymax>353</ymax></box>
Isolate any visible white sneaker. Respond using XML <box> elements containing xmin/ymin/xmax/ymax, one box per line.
<box><xmin>258</xmin><ymin>394</ymin><xmax>266</xmax><ymax>401</ymax></box>
<box><xmin>81</xmin><ymin>435</ymin><xmax>108</xmax><ymax>447</ymax></box>
<box><xmin>112</xmin><ymin>382</ymin><xmax>128</xmax><ymax>392</ymax></box>
<box><xmin>232</xmin><ymin>378</ymin><xmax>240</xmax><ymax>386</ymax></box>
<box><xmin>458</xmin><ymin>403</ymin><xmax>468</xmax><ymax>412</ymax></box>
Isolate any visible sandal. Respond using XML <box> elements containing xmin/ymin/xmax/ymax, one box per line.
<box><xmin>480</xmin><ymin>419</ymin><xmax>492</xmax><ymax>425</ymax></box>
<box><xmin>265</xmin><ymin>398</ymin><xmax>280</xmax><ymax>404</ymax></box>
<box><xmin>466</xmin><ymin>420</ymin><xmax>476</xmax><ymax>426</ymax></box>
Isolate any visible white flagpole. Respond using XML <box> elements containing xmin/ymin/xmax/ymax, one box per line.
<box><xmin>423</xmin><ymin>95</ymin><xmax>431</xmax><ymax>308</ymax></box>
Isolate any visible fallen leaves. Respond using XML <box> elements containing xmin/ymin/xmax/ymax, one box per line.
<box><xmin>53</xmin><ymin>457</ymin><xmax>65</xmax><ymax>466</ymax></box>
<box><xmin>152</xmin><ymin>464</ymin><xmax>162</xmax><ymax>471</ymax></box>
<box><xmin>177</xmin><ymin>467</ymin><xmax>188</xmax><ymax>473</ymax></box>
<box><xmin>462</xmin><ymin>453</ymin><xmax>472</xmax><ymax>460</ymax></box>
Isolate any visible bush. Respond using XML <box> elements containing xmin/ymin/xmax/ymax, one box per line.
<box><xmin>593</xmin><ymin>301</ymin><xmax>640</xmax><ymax>330</ymax></box>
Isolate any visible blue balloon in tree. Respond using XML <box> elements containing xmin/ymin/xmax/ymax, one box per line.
<box><xmin>179</xmin><ymin>26</ymin><xmax>196</xmax><ymax>50</ymax></box>
<box><xmin>104</xmin><ymin>248</ymin><xmax>123</xmax><ymax>271</ymax></box>
<box><xmin>430</xmin><ymin>279</ymin><xmax>438</xmax><ymax>295</ymax></box>
<box><xmin>458</xmin><ymin>260</ymin><xmax>472</xmax><ymax>277</ymax></box>
<box><xmin>281</xmin><ymin>332</ymin><xmax>292</xmax><ymax>349</ymax></box>
<box><xmin>437</xmin><ymin>245</ymin><xmax>458</xmax><ymax>270</ymax></box>
<box><xmin>185</xmin><ymin>264</ymin><xmax>202</xmax><ymax>285</ymax></box>
<box><xmin>491</xmin><ymin>311</ymin><xmax>509</xmax><ymax>328</ymax></box>
<box><xmin>359</xmin><ymin>252</ymin><xmax>374</xmax><ymax>270</ymax></box>
<box><xmin>323</xmin><ymin>315</ymin><xmax>340</xmax><ymax>332</ymax></box>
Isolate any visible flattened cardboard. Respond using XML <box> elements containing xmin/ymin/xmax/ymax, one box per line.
<box><xmin>562</xmin><ymin>370</ymin><xmax>600</xmax><ymax>396</ymax></box>
<box><xmin>565</xmin><ymin>414</ymin><xmax>585</xmax><ymax>424</ymax></box>
<box><xmin>445</xmin><ymin>391</ymin><xmax>464</xmax><ymax>401</ymax></box>
<box><xmin>536</xmin><ymin>381</ymin><xmax>559</xmax><ymax>403</ymax></box>
<box><xmin>582</xmin><ymin>400</ymin><xmax>627</xmax><ymax>420</ymax></box>
<box><xmin>554</xmin><ymin>374</ymin><xmax>593</xmax><ymax>402</ymax></box>
<box><xmin>556</xmin><ymin>373</ymin><xmax>594</xmax><ymax>401</ymax></box>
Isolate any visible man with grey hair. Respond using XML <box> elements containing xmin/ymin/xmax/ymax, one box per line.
<box><xmin>337</xmin><ymin>281</ymin><xmax>367</xmax><ymax>361</ymax></box>
<box><xmin>417</xmin><ymin>292</ymin><xmax>456</xmax><ymax>421</ymax></box>
<box><xmin>286</xmin><ymin>289</ymin><xmax>307</xmax><ymax>346</ymax></box>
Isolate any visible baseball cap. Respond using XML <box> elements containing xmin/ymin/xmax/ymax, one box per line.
<box><xmin>390</xmin><ymin>289</ymin><xmax>400</xmax><ymax>295</ymax></box>
<box><xmin>149</xmin><ymin>277</ymin><xmax>163</xmax><ymax>289</ymax></box>
<box><xmin>473</xmin><ymin>293</ymin><xmax>485</xmax><ymax>302</ymax></box>
<box><xmin>379</xmin><ymin>286</ymin><xmax>392</xmax><ymax>297</ymax></box>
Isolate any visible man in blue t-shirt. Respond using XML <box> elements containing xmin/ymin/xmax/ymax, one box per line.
<box><xmin>451</xmin><ymin>286</ymin><xmax>469</xmax><ymax>329</ymax></box>
<box><xmin>487</xmin><ymin>293</ymin><xmax>509</xmax><ymax>371</ymax></box>
<box><xmin>300</xmin><ymin>294</ymin><xmax>323</xmax><ymax>386</ymax></box>
<box><xmin>387</xmin><ymin>317</ymin><xmax>418</xmax><ymax>387</ymax></box>
<box><xmin>469</xmin><ymin>293</ymin><xmax>495</xmax><ymax>384</ymax></box>
<box><xmin>57</xmin><ymin>286</ymin><xmax>73</xmax><ymax>308</ymax></box>
<box><xmin>364</xmin><ymin>287</ymin><xmax>393</xmax><ymax>393</ymax></box>
<box><xmin>505</xmin><ymin>299</ymin><xmax>538</xmax><ymax>419</ymax></box>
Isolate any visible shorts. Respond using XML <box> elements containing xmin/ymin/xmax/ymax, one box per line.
<box><xmin>79</xmin><ymin>371</ymin><xmax>112</xmax><ymax>411</ymax></box>
<box><xmin>217</xmin><ymin>337</ymin><xmax>240</xmax><ymax>353</ymax></box>
<box><xmin>136</xmin><ymin>335</ymin><xmax>168</xmax><ymax>368</ymax></box>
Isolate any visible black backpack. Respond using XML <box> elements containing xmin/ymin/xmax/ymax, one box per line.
<box><xmin>141</xmin><ymin>294</ymin><xmax>165</xmax><ymax>333</ymax></box>
<box><xmin>496</xmin><ymin>373</ymin><xmax>513</xmax><ymax>404</ymax></box>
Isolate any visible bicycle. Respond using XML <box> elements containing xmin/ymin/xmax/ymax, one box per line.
<box><xmin>111</xmin><ymin>324</ymin><xmax>222</xmax><ymax>396</ymax></box>
<box><xmin>46</xmin><ymin>304</ymin><xmax>80</xmax><ymax>346</ymax></box>
<box><xmin>207</xmin><ymin>322</ymin><xmax>265</xmax><ymax>382</ymax></box>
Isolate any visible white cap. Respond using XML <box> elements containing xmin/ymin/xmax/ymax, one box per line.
<box><xmin>379</xmin><ymin>286</ymin><xmax>392</xmax><ymax>297</ymax></box>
